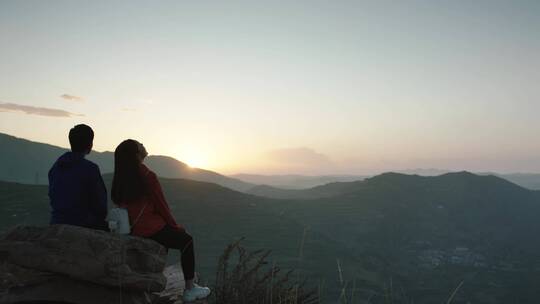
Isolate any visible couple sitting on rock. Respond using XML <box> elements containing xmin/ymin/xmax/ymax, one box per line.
<box><xmin>48</xmin><ymin>124</ymin><xmax>211</xmax><ymax>302</ymax></box>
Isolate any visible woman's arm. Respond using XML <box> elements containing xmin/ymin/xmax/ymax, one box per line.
<box><xmin>147</xmin><ymin>172</ymin><xmax>184</xmax><ymax>231</ymax></box>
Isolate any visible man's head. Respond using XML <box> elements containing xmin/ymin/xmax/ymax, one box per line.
<box><xmin>69</xmin><ymin>124</ymin><xmax>94</xmax><ymax>154</ymax></box>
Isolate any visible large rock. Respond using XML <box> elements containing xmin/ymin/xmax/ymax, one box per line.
<box><xmin>0</xmin><ymin>261</ymin><xmax>155</xmax><ymax>304</ymax></box>
<box><xmin>0</xmin><ymin>225</ymin><xmax>167</xmax><ymax>292</ymax></box>
<box><xmin>0</xmin><ymin>261</ymin><xmax>211</xmax><ymax>304</ymax></box>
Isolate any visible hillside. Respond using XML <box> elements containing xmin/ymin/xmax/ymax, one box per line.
<box><xmin>0</xmin><ymin>132</ymin><xmax>253</xmax><ymax>192</ymax></box>
<box><xmin>1</xmin><ymin>171</ymin><xmax>540</xmax><ymax>303</ymax></box>
<box><xmin>260</xmin><ymin>172</ymin><xmax>540</xmax><ymax>303</ymax></box>
<box><xmin>0</xmin><ymin>177</ymin><xmax>376</xmax><ymax>303</ymax></box>
<box><xmin>265</xmin><ymin>172</ymin><xmax>540</xmax><ymax>260</ymax></box>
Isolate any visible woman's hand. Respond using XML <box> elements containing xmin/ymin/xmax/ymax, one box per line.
<box><xmin>172</xmin><ymin>223</ymin><xmax>186</xmax><ymax>232</ymax></box>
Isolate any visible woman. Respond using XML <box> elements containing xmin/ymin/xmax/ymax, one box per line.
<box><xmin>111</xmin><ymin>139</ymin><xmax>210</xmax><ymax>302</ymax></box>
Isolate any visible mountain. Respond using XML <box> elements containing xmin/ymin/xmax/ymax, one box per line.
<box><xmin>396</xmin><ymin>170</ymin><xmax>540</xmax><ymax>191</ymax></box>
<box><xmin>231</xmin><ymin>173</ymin><xmax>367</xmax><ymax>189</ymax></box>
<box><xmin>247</xmin><ymin>170</ymin><xmax>540</xmax><ymax>199</ymax></box>
<box><xmin>0</xmin><ymin>132</ymin><xmax>254</xmax><ymax>192</ymax></box>
<box><xmin>236</xmin><ymin>170</ymin><xmax>540</xmax><ymax>192</ymax></box>
<box><xmin>247</xmin><ymin>180</ymin><xmax>364</xmax><ymax>199</ymax></box>
<box><xmin>233</xmin><ymin>170</ymin><xmax>458</xmax><ymax>190</ymax></box>
<box><xmin>266</xmin><ymin>172</ymin><xmax>540</xmax><ymax>252</ymax></box>
<box><xmin>260</xmin><ymin>171</ymin><xmax>540</xmax><ymax>303</ymax></box>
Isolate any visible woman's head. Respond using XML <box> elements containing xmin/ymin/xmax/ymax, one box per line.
<box><xmin>114</xmin><ymin>139</ymin><xmax>148</xmax><ymax>163</ymax></box>
<box><xmin>111</xmin><ymin>139</ymin><xmax>148</xmax><ymax>203</ymax></box>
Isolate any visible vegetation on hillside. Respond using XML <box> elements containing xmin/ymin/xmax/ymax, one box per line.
<box><xmin>212</xmin><ymin>239</ymin><xmax>318</xmax><ymax>304</ymax></box>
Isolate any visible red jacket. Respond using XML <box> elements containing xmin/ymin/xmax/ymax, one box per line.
<box><xmin>119</xmin><ymin>164</ymin><xmax>183</xmax><ymax>237</ymax></box>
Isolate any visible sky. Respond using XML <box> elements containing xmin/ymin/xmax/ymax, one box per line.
<box><xmin>1</xmin><ymin>0</ymin><xmax>539</xmax><ymax>175</ymax></box>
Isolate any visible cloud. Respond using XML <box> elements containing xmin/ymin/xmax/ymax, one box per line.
<box><xmin>121</xmin><ymin>107</ymin><xmax>137</xmax><ymax>112</ymax></box>
<box><xmin>0</xmin><ymin>102</ymin><xmax>84</xmax><ymax>118</ymax></box>
<box><xmin>60</xmin><ymin>94</ymin><xmax>84</xmax><ymax>102</ymax></box>
<box><xmin>266</xmin><ymin>147</ymin><xmax>333</xmax><ymax>166</ymax></box>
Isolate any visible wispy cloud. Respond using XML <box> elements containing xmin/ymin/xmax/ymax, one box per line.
<box><xmin>266</xmin><ymin>147</ymin><xmax>333</xmax><ymax>166</ymax></box>
<box><xmin>60</xmin><ymin>94</ymin><xmax>84</xmax><ymax>102</ymax></box>
<box><xmin>121</xmin><ymin>107</ymin><xmax>137</xmax><ymax>112</ymax></box>
<box><xmin>0</xmin><ymin>102</ymin><xmax>83</xmax><ymax>117</ymax></box>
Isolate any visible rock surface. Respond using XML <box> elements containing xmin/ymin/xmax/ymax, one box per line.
<box><xmin>1</xmin><ymin>261</ymin><xmax>155</xmax><ymax>304</ymax></box>
<box><xmin>0</xmin><ymin>225</ymin><xmax>211</xmax><ymax>304</ymax></box>
<box><xmin>0</xmin><ymin>224</ymin><xmax>167</xmax><ymax>291</ymax></box>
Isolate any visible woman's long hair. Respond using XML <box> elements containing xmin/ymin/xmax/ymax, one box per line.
<box><xmin>111</xmin><ymin>139</ymin><xmax>146</xmax><ymax>204</ymax></box>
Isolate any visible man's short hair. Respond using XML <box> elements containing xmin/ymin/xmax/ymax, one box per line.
<box><xmin>69</xmin><ymin>124</ymin><xmax>94</xmax><ymax>153</ymax></box>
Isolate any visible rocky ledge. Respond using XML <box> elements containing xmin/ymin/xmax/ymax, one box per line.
<box><xmin>0</xmin><ymin>225</ymin><xmax>207</xmax><ymax>304</ymax></box>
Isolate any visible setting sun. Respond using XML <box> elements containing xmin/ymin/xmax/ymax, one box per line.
<box><xmin>177</xmin><ymin>150</ymin><xmax>209</xmax><ymax>169</ymax></box>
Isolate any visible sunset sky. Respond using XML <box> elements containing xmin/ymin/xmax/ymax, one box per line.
<box><xmin>1</xmin><ymin>1</ymin><xmax>539</xmax><ymax>174</ymax></box>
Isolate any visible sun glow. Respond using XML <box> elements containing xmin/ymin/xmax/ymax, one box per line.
<box><xmin>177</xmin><ymin>150</ymin><xmax>210</xmax><ymax>169</ymax></box>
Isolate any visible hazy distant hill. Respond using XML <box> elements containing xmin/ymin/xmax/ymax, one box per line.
<box><xmin>243</xmin><ymin>171</ymin><xmax>540</xmax><ymax>199</ymax></box>
<box><xmin>399</xmin><ymin>170</ymin><xmax>540</xmax><ymax>190</ymax></box>
<box><xmin>247</xmin><ymin>180</ymin><xmax>364</xmax><ymax>199</ymax></box>
<box><xmin>231</xmin><ymin>173</ymin><xmax>367</xmax><ymax>189</ymax></box>
<box><xmin>494</xmin><ymin>173</ymin><xmax>540</xmax><ymax>190</ymax></box>
<box><xmin>236</xmin><ymin>171</ymin><xmax>540</xmax><ymax>193</ymax></box>
<box><xmin>233</xmin><ymin>170</ymin><xmax>454</xmax><ymax>190</ymax></box>
<box><xmin>0</xmin><ymin>132</ymin><xmax>254</xmax><ymax>192</ymax></box>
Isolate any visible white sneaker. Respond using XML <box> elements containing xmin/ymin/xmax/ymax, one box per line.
<box><xmin>183</xmin><ymin>283</ymin><xmax>211</xmax><ymax>302</ymax></box>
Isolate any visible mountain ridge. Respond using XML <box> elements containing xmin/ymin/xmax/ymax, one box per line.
<box><xmin>235</xmin><ymin>170</ymin><xmax>540</xmax><ymax>191</ymax></box>
<box><xmin>247</xmin><ymin>171</ymin><xmax>535</xmax><ymax>200</ymax></box>
<box><xmin>0</xmin><ymin>132</ymin><xmax>254</xmax><ymax>192</ymax></box>
<box><xmin>230</xmin><ymin>173</ymin><xmax>367</xmax><ymax>189</ymax></box>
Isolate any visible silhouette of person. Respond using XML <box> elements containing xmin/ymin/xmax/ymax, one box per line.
<box><xmin>111</xmin><ymin>139</ymin><xmax>210</xmax><ymax>302</ymax></box>
<box><xmin>48</xmin><ymin>124</ymin><xmax>108</xmax><ymax>230</ymax></box>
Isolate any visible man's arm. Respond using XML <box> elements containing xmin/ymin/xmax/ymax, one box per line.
<box><xmin>89</xmin><ymin>165</ymin><xmax>108</xmax><ymax>224</ymax></box>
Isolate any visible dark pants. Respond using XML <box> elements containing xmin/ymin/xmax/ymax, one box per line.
<box><xmin>150</xmin><ymin>225</ymin><xmax>195</xmax><ymax>281</ymax></box>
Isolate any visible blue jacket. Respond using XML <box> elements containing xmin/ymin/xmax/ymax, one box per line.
<box><xmin>48</xmin><ymin>152</ymin><xmax>108</xmax><ymax>230</ymax></box>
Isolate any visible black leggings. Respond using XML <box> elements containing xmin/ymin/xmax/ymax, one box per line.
<box><xmin>150</xmin><ymin>225</ymin><xmax>195</xmax><ymax>281</ymax></box>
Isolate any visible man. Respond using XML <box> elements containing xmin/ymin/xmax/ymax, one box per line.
<box><xmin>48</xmin><ymin>124</ymin><xmax>108</xmax><ymax>230</ymax></box>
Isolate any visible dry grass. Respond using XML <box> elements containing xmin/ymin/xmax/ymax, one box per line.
<box><xmin>212</xmin><ymin>238</ymin><xmax>318</xmax><ymax>304</ymax></box>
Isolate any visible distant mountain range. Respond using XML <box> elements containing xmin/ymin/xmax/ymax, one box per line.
<box><xmin>2</xmin><ymin>131</ymin><xmax>540</xmax><ymax>195</ymax></box>
<box><xmin>231</xmin><ymin>171</ymin><xmax>456</xmax><ymax>190</ymax></box>
<box><xmin>0</xmin><ymin>132</ymin><xmax>254</xmax><ymax>192</ymax></box>
<box><xmin>247</xmin><ymin>180</ymin><xmax>365</xmax><ymax>199</ymax></box>
<box><xmin>233</xmin><ymin>170</ymin><xmax>540</xmax><ymax>194</ymax></box>
<box><xmin>230</xmin><ymin>173</ymin><xmax>368</xmax><ymax>189</ymax></box>
<box><xmin>243</xmin><ymin>172</ymin><xmax>540</xmax><ymax>200</ymax></box>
